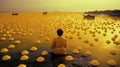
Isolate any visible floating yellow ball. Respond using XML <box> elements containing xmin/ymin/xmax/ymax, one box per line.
<box><xmin>0</xmin><ymin>48</ymin><xmax>9</xmax><ymax>53</ymax></box>
<box><xmin>76</xmin><ymin>46</ymin><xmax>83</xmax><ymax>51</ymax></box>
<box><xmin>7</xmin><ymin>34</ymin><xmax>12</xmax><ymax>37</ymax></box>
<box><xmin>2</xmin><ymin>34</ymin><xmax>7</xmax><ymax>37</ymax></box>
<box><xmin>28</xmin><ymin>33</ymin><xmax>32</xmax><ymax>36</ymax></box>
<box><xmin>65</xmin><ymin>55</ymin><xmax>74</xmax><ymax>61</ymax></box>
<box><xmin>58</xmin><ymin>64</ymin><xmax>66</xmax><ymax>67</ymax></box>
<box><xmin>8</xmin><ymin>44</ymin><xmax>15</xmax><ymax>49</ymax></box>
<box><xmin>69</xmin><ymin>36</ymin><xmax>73</xmax><ymax>39</ymax></box>
<box><xmin>35</xmin><ymin>40</ymin><xmax>42</xmax><ymax>44</ymax></box>
<box><xmin>15</xmin><ymin>40</ymin><xmax>21</xmax><ymax>44</ymax></box>
<box><xmin>39</xmin><ymin>34</ymin><xmax>43</xmax><ymax>37</ymax></box>
<box><xmin>30</xmin><ymin>47</ymin><xmax>38</xmax><ymax>51</ymax></box>
<box><xmin>106</xmin><ymin>40</ymin><xmax>111</xmax><ymax>44</ymax></box>
<box><xmin>107</xmin><ymin>59</ymin><xmax>117</xmax><ymax>66</ymax></box>
<box><xmin>114</xmin><ymin>41</ymin><xmax>120</xmax><ymax>45</ymax></box>
<box><xmin>18</xmin><ymin>64</ymin><xmax>27</xmax><ymax>67</ymax></box>
<box><xmin>89</xmin><ymin>60</ymin><xmax>100</xmax><ymax>66</ymax></box>
<box><xmin>36</xmin><ymin>57</ymin><xmax>45</xmax><ymax>62</ymax></box>
<box><xmin>110</xmin><ymin>50</ymin><xmax>117</xmax><ymax>55</ymax></box>
<box><xmin>8</xmin><ymin>37</ymin><xmax>14</xmax><ymax>41</ymax></box>
<box><xmin>41</xmin><ymin>51</ymin><xmax>48</xmax><ymax>56</ymax></box>
<box><xmin>84</xmin><ymin>50</ymin><xmax>92</xmax><ymax>56</ymax></box>
<box><xmin>21</xmin><ymin>50</ymin><xmax>29</xmax><ymax>55</ymax></box>
<box><xmin>0</xmin><ymin>37</ymin><xmax>6</xmax><ymax>41</ymax></box>
<box><xmin>2</xmin><ymin>55</ymin><xmax>11</xmax><ymax>61</ymax></box>
<box><xmin>89</xmin><ymin>43</ymin><xmax>94</xmax><ymax>46</ymax></box>
<box><xmin>20</xmin><ymin>55</ymin><xmax>29</xmax><ymax>61</ymax></box>
<box><xmin>72</xmin><ymin>49</ymin><xmax>79</xmax><ymax>54</ymax></box>
<box><xmin>45</xmin><ymin>37</ymin><xmax>50</xmax><ymax>41</ymax></box>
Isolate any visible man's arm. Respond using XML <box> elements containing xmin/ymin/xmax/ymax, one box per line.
<box><xmin>51</xmin><ymin>38</ymin><xmax>55</xmax><ymax>49</ymax></box>
<box><xmin>64</xmin><ymin>40</ymin><xmax>67</xmax><ymax>48</ymax></box>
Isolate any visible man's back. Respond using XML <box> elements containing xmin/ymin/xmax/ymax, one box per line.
<box><xmin>54</xmin><ymin>37</ymin><xmax>66</xmax><ymax>48</ymax></box>
<box><xmin>51</xmin><ymin>29</ymin><xmax>67</xmax><ymax>55</ymax></box>
<box><xmin>52</xmin><ymin>37</ymin><xmax>67</xmax><ymax>54</ymax></box>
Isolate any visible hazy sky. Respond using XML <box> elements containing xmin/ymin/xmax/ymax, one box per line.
<box><xmin>0</xmin><ymin>0</ymin><xmax>120</xmax><ymax>12</ymax></box>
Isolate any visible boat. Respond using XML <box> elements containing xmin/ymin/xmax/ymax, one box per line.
<box><xmin>12</xmin><ymin>13</ymin><xmax>18</xmax><ymax>15</ymax></box>
<box><xmin>83</xmin><ymin>14</ymin><xmax>95</xmax><ymax>20</ymax></box>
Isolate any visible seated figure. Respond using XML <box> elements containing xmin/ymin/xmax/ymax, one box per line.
<box><xmin>51</xmin><ymin>29</ymin><xmax>67</xmax><ymax>55</ymax></box>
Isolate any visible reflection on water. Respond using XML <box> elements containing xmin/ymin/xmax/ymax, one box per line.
<box><xmin>0</xmin><ymin>12</ymin><xmax>120</xmax><ymax>67</ymax></box>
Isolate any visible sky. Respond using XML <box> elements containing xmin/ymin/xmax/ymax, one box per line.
<box><xmin>0</xmin><ymin>0</ymin><xmax>120</xmax><ymax>12</ymax></box>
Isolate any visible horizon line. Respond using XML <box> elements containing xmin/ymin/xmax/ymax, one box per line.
<box><xmin>0</xmin><ymin>9</ymin><xmax>119</xmax><ymax>13</ymax></box>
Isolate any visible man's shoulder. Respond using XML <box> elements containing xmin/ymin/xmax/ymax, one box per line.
<box><xmin>54</xmin><ymin>37</ymin><xmax>66</xmax><ymax>40</ymax></box>
<box><xmin>61</xmin><ymin>37</ymin><xmax>66</xmax><ymax>41</ymax></box>
<box><xmin>62</xmin><ymin>37</ymin><xmax>66</xmax><ymax>40</ymax></box>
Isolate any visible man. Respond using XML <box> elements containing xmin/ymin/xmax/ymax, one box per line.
<box><xmin>51</xmin><ymin>29</ymin><xmax>67</xmax><ymax>55</ymax></box>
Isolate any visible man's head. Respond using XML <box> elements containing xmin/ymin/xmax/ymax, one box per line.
<box><xmin>57</xmin><ymin>29</ymin><xmax>63</xmax><ymax>36</ymax></box>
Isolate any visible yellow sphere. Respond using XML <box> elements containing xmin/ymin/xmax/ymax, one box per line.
<box><xmin>76</xmin><ymin>46</ymin><xmax>83</xmax><ymax>51</ymax></box>
<box><xmin>2</xmin><ymin>34</ymin><xmax>7</xmax><ymax>37</ymax></box>
<box><xmin>84</xmin><ymin>50</ymin><xmax>92</xmax><ymax>56</ymax></box>
<box><xmin>21</xmin><ymin>50</ymin><xmax>29</xmax><ymax>55</ymax></box>
<box><xmin>30</xmin><ymin>47</ymin><xmax>37</xmax><ymax>51</ymax></box>
<box><xmin>110</xmin><ymin>50</ymin><xmax>117</xmax><ymax>55</ymax></box>
<box><xmin>35</xmin><ymin>40</ymin><xmax>42</xmax><ymax>44</ymax></box>
<box><xmin>18</xmin><ymin>64</ymin><xmax>27</xmax><ymax>67</ymax></box>
<box><xmin>65</xmin><ymin>55</ymin><xmax>74</xmax><ymax>61</ymax></box>
<box><xmin>15</xmin><ymin>40</ymin><xmax>21</xmax><ymax>44</ymax></box>
<box><xmin>8</xmin><ymin>37</ymin><xmax>14</xmax><ymax>41</ymax></box>
<box><xmin>41</xmin><ymin>51</ymin><xmax>48</xmax><ymax>56</ymax></box>
<box><xmin>2</xmin><ymin>55</ymin><xmax>11</xmax><ymax>61</ymax></box>
<box><xmin>72</xmin><ymin>49</ymin><xmax>79</xmax><ymax>54</ymax></box>
<box><xmin>20</xmin><ymin>55</ymin><xmax>29</xmax><ymax>61</ymax></box>
<box><xmin>58</xmin><ymin>64</ymin><xmax>66</xmax><ymax>67</ymax></box>
<box><xmin>0</xmin><ymin>37</ymin><xmax>6</xmax><ymax>41</ymax></box>
<box><xmin>36</xmin><ymin>57</ymin><xmax>45</xmax><ymax>62</ymax></box>
<box><xmin>107</xmin><ymin>59</ymin><xmax>117</xmax><ymax>66</ymax></box>
<box><xmin>7</xmin><ymin>34</ymin><xmax>12</xmax><ymax>37</ymax></box>
<box><xmin>45</xmin><ymin>37</ymin><xmax>50</xmax><ymax>41</ymax></box>
<box><xmin>0</xmin><ymin>48</ymin><xmax>9</xmax><ymax>53</ymax></box>
<box><xmin>39</xmin><ymin>34</ymin><xmax>43</xmax><ymax>37</ymax></box>
<box><xmin>89</xmin><ymin>60</ymin><xmax>100</xmax><ymax>66</ymax></box>
<box><xmin>28</xmin><ymin>33</ymin><xmax>32</xmax><ymax>36</ymax></box>
<box><xmin>8</xmin><ymin>44</ymin><xmax>15</xmax><ymax>49</ymax></box>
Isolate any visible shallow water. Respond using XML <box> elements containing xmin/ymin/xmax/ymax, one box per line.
<box><xmin>0</xmin><ymin>12</ymin><xmax>120</xmax><ymax>67</ymax></box>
